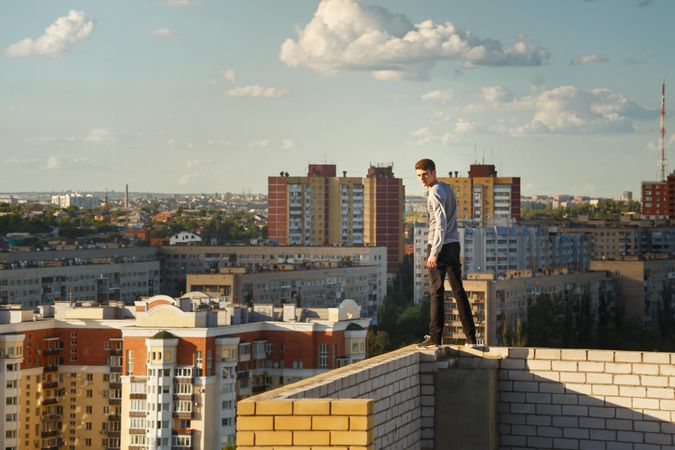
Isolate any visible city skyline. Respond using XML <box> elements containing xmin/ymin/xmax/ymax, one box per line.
<box><xmin>2</xmin><ymin>0</ymin><xmax>674</xmax><ymax>198</ymax></box>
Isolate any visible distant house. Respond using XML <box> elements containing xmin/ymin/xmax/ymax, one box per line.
<box><xmin>169</xmin><ymin>231</ymin><xmax>202</xmax><ymax>246</ymax></box>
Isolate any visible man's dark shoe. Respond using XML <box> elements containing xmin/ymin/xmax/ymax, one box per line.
<box><xmin>417</xmin><ymin>335</ymin><xmax>439</xmax><ymax>348</ymax></box>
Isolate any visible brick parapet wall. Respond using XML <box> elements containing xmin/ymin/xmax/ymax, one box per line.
<box><xmin>237</xmin><ymin>345</ymin><xmax>426</xmax><ymax>450</ymax></box>
<box><xmin>453</xmin><ymin>347</ymin><xmax>675</xmax><ymax>450</ymax></box>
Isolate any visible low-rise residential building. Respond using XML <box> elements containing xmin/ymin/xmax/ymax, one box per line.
<box><xmin>446</xmin><ymin>270</ymin><xmax>617</xmax><ymax>346</ymax></box>
<box><xmin>590</xmin><ymin>255</ymin><xmax>675</xmax><ymax>329</ymax></box>
<box><xmin>0</xmin><ymin>294</ymin><xmax>369</xmax><ymax>450</ymax></box>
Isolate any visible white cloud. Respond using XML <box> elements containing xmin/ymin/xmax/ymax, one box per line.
<box><xmin>669</xmin><ymin>134</ymin><xmax>675</xmax><ymax>145</ymax></box>
<box><xmin>512</xmin><ymin>85</ymin><xmax>655</xmax><ymax>135</ymax></box>
<box><xmin>480</xmin><ymin>85</ymin><xmax>515</xmax><ymax>105</ymax></box>
<box><xmin>164</xmin><ymin>0</ymin><xmax>200</xmax><ymax>7</ymax></box>
<box><xmin>421</xmin><ymin>89</ymin><xmax>454</xmax><ymax>103</ymax></box>
<box><xmin>178</xmin><ymin>173</ymin><xmax>198</xmax><ymax>185</ymax></box>
<box><xmin>186</xmin><ymin>159</ymin><xmax>213</xmax><ymax>168</ymax></box>
<box><xmin>570</xmin><ymin>54</ymin><xmax>609</xmax><ymax>65</ymax></box>
<box><xmin>24</xmin><ymin>136</ymin><xmax>77</xmax><ymax>146</ymax></box>
<box><xmin>221</xmin><ymin>69</ymin><xmax>236</xmax><ymax>83</ymax></box>
<box><xmin>280</xmin><ymin>139</ymin><xmax>296</xmax><ymax>149</ymax></box>
<box><xmin>85</xmin><ymin>128</ymin><xmax>115</xmax><ymax>144</ymax></box>
<box><xmin>279</xmin><ymin>0</ymin><xmax>549</xmax><ymax>81</ymax></box>
<box><xmin>167</xmin><ymin>138</ymin><xmax>176</xmax><ymax>146</ymax></box>
<box><xmin>5</xmin><ymin>10</ymin><xmax>94</xmax><ymax>58</ymax></box>
<box><xmin>454</xmin><ymin>118</ymin><xmax>476</xmax><ymax>134</ymax></box>
<box><xmin>225</xmin><ymin>85</ymin><xmax>289</xmax><ymax>98</ymax></box>
<box><xmin>409</xmin><ymin>127</ymin><xmax>455</xmax><ymax>145</ymax></box>
<box><xmin>248</xmin><ymin>139</ymin><xmax>271</xmax><ymax>148</ymax></box>
<box><xmin>151</xmin><ymin>28</ymin><xmax>178</xmax><ymax>38</ymax></box>
<box><xmin>432</xmin><ymin>111</ymin><xmax>450</xmax><ymax>122</ymax></box>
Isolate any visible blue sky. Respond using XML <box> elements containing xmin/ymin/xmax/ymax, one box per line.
<box><xmin>1</xmin><ymin>0</ymin><xmax>673</xmax><ymax>198</ymax></box>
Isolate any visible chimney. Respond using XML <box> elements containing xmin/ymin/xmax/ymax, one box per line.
<box><xmin>454</xmin><ymin>171</ymin><xmax>459</xmax><ymax>178</ymax></box>
<box><xmin>448</xmin><ymin>171</ymin><xmax>452</xmax><ymax>178</ymax></box>
<box><xmin>124</xmin><ymin>184</ymin><xmax>129</xmax><ymax>208</ymax></box>
<box><xmin>343</xmin><ymin>171</ymin><xmax>347</xmax><ymax>178</ymax></box>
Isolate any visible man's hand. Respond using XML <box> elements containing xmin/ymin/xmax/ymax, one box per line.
<box><xmin>426</xmin><ymin>255</ymin><xmax>437</xmax><ymax>269</ymax></box>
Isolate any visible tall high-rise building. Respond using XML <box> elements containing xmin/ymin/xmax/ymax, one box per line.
<box><xmin>363</xmin><ymin>165</ymin><xmax>405</xmax><ymax>274</ymax></box>
<box><xmin>268</xmin><ymin>165</ymin><xmax>364</xmax><ymax>246</ymax></box>
<box><xmin>439</xmin><ymin>164</ymin><xmax>520</xmax><ymax>226</ymax></box>
<box><xmin>641</xmin><ymin>173</ymin><xmax>675</xmax><ymax>219</ymax></box>
<box><xmin>268</xmin><ymin>164</ymin><xmax>404</xmax><ymax>274</ymax></box>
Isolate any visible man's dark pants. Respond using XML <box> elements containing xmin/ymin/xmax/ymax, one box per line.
<box><xmin>427</xmin><ymin>242</ymin><xmax>476</xmax><ymax>344</ymax></box>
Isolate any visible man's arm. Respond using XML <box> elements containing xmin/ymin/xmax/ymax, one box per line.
<box><xmin>427</xmin><ymin>188</ymin><xmax>447</xmax><ymax>268</ymax></box>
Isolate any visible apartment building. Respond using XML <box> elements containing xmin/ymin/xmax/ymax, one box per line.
<box><xmin>640</xmin><ymin>172</ymin><xmax>675</xmax><ymax>218</ymax></box>
<box><xmin>0</xmin><ymin>294</ymin><xmax>369</xmax><ymax>450</ymax></box>
<box><xmin>50</xmin><ymin>193</ymin><xmax>101</xmax><ymax>209</ymax></box>
<box><xmin>413</xmin><ymin>222</ymin><xmax>589</xmax><ymax>304</ymax></box>
<box><xmin>0</xmin><ymin>247</ymin><xmax>159</xmax><ymax>307</ymax></box>
<box><xmin>438</xmin><ymin>164</ymin><xmax>521</xmax><ymax>226</ymax></box>
<box><xmin>186</xmin><ymin>262</ymin><xmax>382</xmax><ymax>316</ymax></box>
<box><xmin>158</xmin><ymin>245</ymin><xmax>387</xmax><ymax>303</ymax></box>
<box><xmin>268</xmin><ymin>163</ymin><xmax>404</xmax><ymax>274</ymax></box>
<box><xmin>446</xmin><ymin>270</ymin><xmax>617</xmax><ymax>346</ymax></box>
<box><xmin>590</xmin><ymin>256</ymin><xmax>675</xmax><ymax>329</ymax></box>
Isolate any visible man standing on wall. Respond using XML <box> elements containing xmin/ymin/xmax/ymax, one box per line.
<box><xmin>415</xmin><ymin>158</ymin><xmax>477</xmax><ymax>347</ymax></box>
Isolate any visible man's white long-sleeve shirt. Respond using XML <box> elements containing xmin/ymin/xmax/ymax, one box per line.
<box><xmin>426</xmin><ymin>181</ymin><xmax>459</xmax><ymax>257</ymax></box>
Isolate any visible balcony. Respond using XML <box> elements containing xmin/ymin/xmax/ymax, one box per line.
<box><xmin>108</xmin><ymin>398</ymin><xmax>121</xmax><ymax>405</ymax></box>
<box><xmin>41</xmin><ymin>430</ymin><xmax>59</xmax><ymax>438</ymax></box>
<box><xmin>42</xmin><ymin>381</ymin><xmax>58</xmax><ymax>389</ymax></box>
<box><xmin>172</xmin><ymin>411</ymin><xmax>192</xmax><ymax>419</ymax></box>
<box><xmin>44</xmin><ymin>365</ymin><xmax>58</xmax><ymax>373</ymax></box>
<box><xmin>41</xmin><ymin>397</ymin><xmax>58</xmax><ymax>406</ymax></box>
<box><xmin>43</xmin><ymin>348</ymin><xmax>60</xmax><ymax>356</ymax></box>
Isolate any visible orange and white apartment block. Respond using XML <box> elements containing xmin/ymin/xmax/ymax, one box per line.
<box><xmin>0</xmin><ymin>294</ymin><xmax>369</xmax><ymax>450</ymax></box>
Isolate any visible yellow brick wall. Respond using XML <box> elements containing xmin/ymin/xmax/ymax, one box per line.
<box><xmin>236</xmin><ymin>398</ymin><xmax>375</xmax><ymax>450</ymax></box>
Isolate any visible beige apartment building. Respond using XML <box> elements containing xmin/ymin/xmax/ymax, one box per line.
<box><xmin>590</xmin><ymin>255</ymin><xmax>675</xmax><ymax>329</ymax></box>
<box><xmin>185</xmin><ymin>262</ymin><xmax>382</xmax><ymax>316</ymax></box>
<box><xmin>444</xmin><ymin>270</ymin><xmax>617</xmax><ymax>346</ymax></box>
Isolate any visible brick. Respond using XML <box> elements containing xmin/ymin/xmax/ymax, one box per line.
<box><xmin>538</xmin><ymin>426</ymin><xmax>563</xmax><ymax>437</ymax></box>
<box><xmin>560</xmin><ymin>372</ymin><xmax>586</xmax><ymax>383</ymax></box>
<box><xmin>580</xmin><ymin>440</ymin><xmax>606</xmax><ymax>450</ymax></box>
<box><xmin>578</xmin><ymin>361</ymin><xmax>605</xmax><ymax>372</ymax></box>
<box><xmin>349</xmin><ymin>416</ymin><xmax>374</xmax><ymax>431</ymax></box>
<box><xmin>512</xmin><ymin>424</ymin><xmax>537</xmax><ymax>435</ymax></box>
<box><xmin>527</xmin><ymin>414</ymin><xmax>552</xmax><ymax>426</ymax></box>
<box><xmin>643</xmin><ymin>352</ymin><xmax>670</xmax><ymax>364</ymax></box>
<box><xmin>613</xmin><ymin>375</ymin><xmax>640</xmax><ymax>385</ymax></box>
<box><xmin>527</xmin><ymin>359</ymin><xmax>552</xmax><ymax>371</ymax></box>
<box><xmin>527</xmin><ymin>393</ymin><xmax>551</xmax><ymax>404</ymax></box>
<box><xmin>660</xmin><ymin>399</ymin><xmax>675</xmax><ymax>410</ymax></box>
<box><xmin>562</xmin><ymin>349</ymin><xmax>587</xmax><ymax>361</ymax></box>
<box><xmin>635</xmin><ymin>444</ymin><xmax>661</xmax><ymax>450</ymax></box>
<box><xmin>632</xmin><ymin>398</ymin><xmax>660</xmax><ymax>409</ymax></box>
<box><xmin>564</xmin><ymin>428</ymin><xmax>589</xmax><ymax>439</ymax></box>
<box><xmin>528</xmin><ymin>436</ymin><xmax>553</xmax><ymax>448</ymax></box>
<box><xmin>500</xmin><ymin>413</ymin><xmax>526</xmax><ymax>424</ymax></box>
<box><xmin>562</xmin><ymin>405</ymin><xmax>588</xmax><ymax>416</ymax></box>
<box><xmin>580</xmin><ymin>417</ymin><xmax>606</xmax><ymax>429</ymax></box>
<box><xmin>236</xmin><ymin>431</ymin><xmax>254</xmax><ymax>446</ymax></box>
<box><xmin>514</xmin><ymin>381</ymin><xmax>539</xmax><ymax>392</ymax></box>
<box><xmin>645</xmin><ymin>432</ymin><xmax>672</xmax><ymax>445</ymax></box>
<box><xmin>238</xmin><ymin>416</ymin><xmax>274</xmax><ymax>431</ymax></box>
<box><xmin>331</xmin><ymin>399</ymin><xmax>373</xmax><ymax>416</ymax></box>
<box><xmin>617</xmin><ymin>431</ymin><xmax>644</xmax><ymax>443</ymax></box>
<box><xmin>647</xmin><ymin>387</ymin><xmax>674</xmax><ymax>399</ymax></box>
<box><xmin>586</xmin><ymin>373</ymin><xmax>613</xmax><ymax>384</ymax></box>
<box><xmin>590</xmin><ymin>429</ymin><xmax>615</xmax><ymax>441</ymax></box>
<box><xmin>604</xmin><ymin>396</ymin><xmax>633</xmax><ymax>408</ymax></box>
<box><xmin>275</xmin><ymin>416</ymin><xmax>312</xmax><ymax>430</ymax></box>
<box><xmin>633</xmin><ymin>421</ymin><xmax>660</xmax><ymax>433</ymax></box>
<box><xmin>614</xmin><ymin>351</ymin><xmax>642</xmax><ymax>363</ymax></box>
<box><xmin>536</xmin><ymin>404</ymin><xmax>562</xmax><ymax>415</ymax></box>
<box><xmin>588</xmin><ymin>350</ymin><xmax>614</xmax><ymax>362</ymax></box>
<box><xmin>641</xmin><ymin>375</ymin><xmax>668</xmax><ymax>387</ymax></box>
<box><xmin>312</xmin><ymin>416</ymin><xmax>349</xmax><ymax>431</ymax></box>
<box><xmin>566</xmin><ymin>383</ymin><xmax>593</xmax><ymax>395</ymax></box>
<box><xmin>633</xmin><ymin>364</ymin><xmax>659</xmax><ymax>375</ymax></box>
<box><xmin>254</xmin><ymin>431</ymin><xmax>292</xmax><ymax>446</ymax></box>
<box><xmin>501</xmin><ymin>359</ymin><xmax>526</xmax><ymax>369</ymax></box>
<box><xmin>643</xmin><ymin>409</ymin><xmax>672</xmax><ymax>421</ymax></box>
<box><xmin>511</xmin><ymin>403</ymin><xmax>536</xmax><ymax>414</ymax></box>
<box><xmin>553</xmin><ymin>416</ymin><xmax>578</xmax><ymax>427</ymax></box>
<box><xmin>552</xmin><ymin>361</ymin><xmax>578</xmax><ymax>372</ymax></box>
<box><xmin>257</xmin><ymin>400</ymin><xmax>294</xmax><ymax>415</ymax></box>
<box><xmin>294</xmin><ymin>400</ymin><xmax>331</xmax><ymax>415</ymax></box>
<box><xmin>589</xmin><ymin>407</ymin><xmax>615</xmax><ymax>418</ymax></box>
<box><xmin>540</xmin><ymin>382</ymin><xmax>566</xmax><ymax>394</ymax></box>
<box><xmin>619</xmin><ymin>386</ymin><xmax>646</xmax><ymax>397</ymax></box>
<box><xmin>536</xmin><ymin>348</ymin><xmax>562</xmax><ymax>360</ymax></box>
<box><xmin>330</xmin><ymin>430</ymin><xmax>371</xmax><ymax>446</ymax></box>
<box><xmin>606</xmin><ymin>419</ymin><xmax>633</xmax><ymax>431</ymax></box>
<box><xmin>293</xmin><ymin>431</ymin><xmax>330</xmax><ymax>445</ymax></box>
<box><xmin>593</xmin><ymin>384</ymin><xmax>619</xmax><ymax>396</ymax></box>
<box><xmin>553</xmin><ymin>393</ymin><xmax>578</xmax><ymax>405</ymax></box>
<box><xmin>606</xmin><ymin>363</ymin><xmax>631</xmax><ymax>374</ymax></box>
<box><xmin>554</xmin><ymin>438</ymin><xmax>580</xmax><ymax>449</ymax></box>
<box><xmin>501</xmin><ymin>435</ymin><xmax>527</xmax><ymax>446</ymax></box>
<box><xmin>532</xmin><ymin>371</ymin><xmax>561</xmax><ymax>382</ymax></box>
<box><xmin>607</xmin><ymin>443</ymin><xmax>633</xmax><ymax>450</ymax></box>
<box><xmin>238</xmin><ymin>400</ymin><xmax>256</xmax><ymax>416</ymax></box>
<box><xmin>661</xmin><ymin>364</ymin><xmax>675</xmax><ymax>376</ymax></box>
<box><xmin>509</xmin><ymin>369</ymin><xmax>534</xmax><ymax>381</ymax></box>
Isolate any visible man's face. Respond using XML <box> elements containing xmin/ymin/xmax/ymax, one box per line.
<box><xmin>416</xmin><ymin>168</ymin><xmax>436</xmax><ymax>188</ymax></box>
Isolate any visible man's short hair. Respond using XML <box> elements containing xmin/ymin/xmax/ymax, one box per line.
<box><xmin>415</xmin><ymin>158</ymin><xmax>435</xmax><ymax>171</ymax></box>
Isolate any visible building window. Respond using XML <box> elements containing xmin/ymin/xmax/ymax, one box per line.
<box><xmin>318</xmin><ymin>344</ymin><xmax>328</xmax><ymax>369</ymax></box>
<box><xmin>126</xmin><ymin>350</ymin><xmax>134</xmax><ymax>375</ymax></box>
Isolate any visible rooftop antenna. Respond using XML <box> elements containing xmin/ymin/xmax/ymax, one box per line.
<box><xmin>658</xmin><ymin>79</ymin><xmax>668</xmax><ymax>181</ymax></box>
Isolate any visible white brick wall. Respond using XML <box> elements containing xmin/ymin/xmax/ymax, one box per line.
<box><xmin>489</xmin><ymin>347</ymin><xmax>675</xmax><ymax>450</ymax></box>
